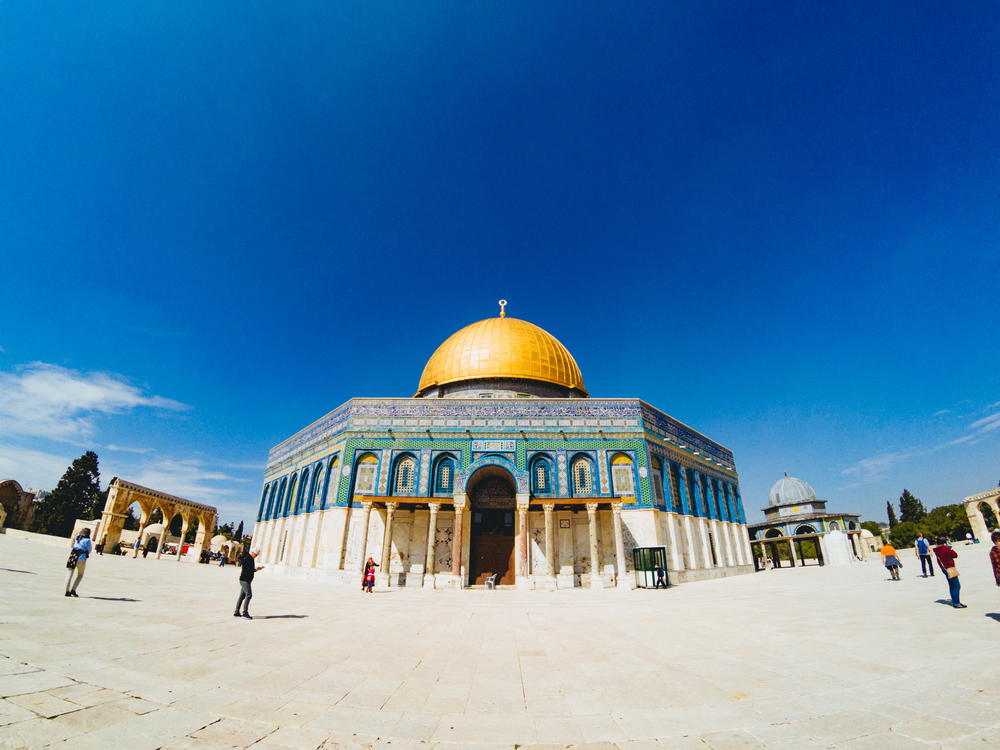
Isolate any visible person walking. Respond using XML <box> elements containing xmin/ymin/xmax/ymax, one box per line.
<box><xmin>880</xmin><ymin>542</ymin><xmax>902</xmax><ymax>581</ymax></box>
<box><xmin>933</xmin><ymin>536</ymin><xmax>966</xmax><ymax>609</ymax></box>
<box><xmin>989</xmin><ymin>531</ymin><xmax>1000</xmax><ymax>588</ymax></box>
<box><xmin>653</xmin><ymin>562</ymin><xmax>667</xmax><ymax>589</ymax></box>
<box><xmin>234</xmin><ymin>550</ymin><xmax>264</xmax><ymax>619</ymax></box>
<box><xmin>915</xmin><ymin>534</ymin><xmax>935</xmax><ymax>577</ymax></box>
<box><xmin>65</xmin><ymin>528</ymin><xmax>93</xmax><ymax>597</ymax></box>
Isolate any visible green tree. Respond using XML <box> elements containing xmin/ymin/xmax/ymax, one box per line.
<box><xmin>234</xmin><ymin>521</ymin><xmax>244</xmax><ymax>542</ymax></box>
<box><xmin>920</xmin><ymin>504</ymin><xmax>971</xmax><ymax>542</ymax></box>
<box><xmin>886</xmin><ymin>501</ymin><xmax>898</xmax><ymax>528</ymax></box>
<box><xmin>860</xmin><ymin>521</ymin><xmax>883</xmax><ymax>537</ymax></box>
<box><xmin>889</xmin><ymin>521</ymin><xmax>919</xmax><ymax>548</ymax></box>
<box><xmin>30</xmin><ymin>451</ymin><xmax>102</xmax><ymax>537</ymax></box>
<box><xmin>214</xmin><ymin>521</ymin><xmax>234</xmax><ymax>539</ymax></box>
<box><xmin>898</xmin><ymin>488</ymin><xmax>927</xmax><ymax>523</ymax></box>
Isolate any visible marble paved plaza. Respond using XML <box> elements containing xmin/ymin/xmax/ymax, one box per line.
<box><xmin>1</xmin><ymin>532</ymin><xmax>999</xmax><ymax>750</ymax></box>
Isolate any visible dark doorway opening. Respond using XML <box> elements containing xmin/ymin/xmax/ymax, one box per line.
<box><xmin>467</xmin><ymin>468</ymin><xmax>517</xmax><ymax>585</ymax></box>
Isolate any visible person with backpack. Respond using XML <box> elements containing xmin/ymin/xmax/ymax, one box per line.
<box><xmin>915</xmin><ymin>533</ymin><xmax>935</xmax><ymax>577</ymax></box>
<box><xmin>65</xmin><ymin>528</ymin><xmax>93</xmax><ymax>597</ymax></box>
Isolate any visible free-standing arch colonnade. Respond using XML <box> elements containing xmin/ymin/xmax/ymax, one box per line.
<box><xmin>96</xmin><ymin>478</ymin><xmax>217</xmax><ymax>561</ymax></box>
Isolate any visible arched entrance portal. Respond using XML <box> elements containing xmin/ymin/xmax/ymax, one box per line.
<box><xmin>467</xmin><ymin>465</ymin><xmax>517</xmax><ymax>585</ymax></box>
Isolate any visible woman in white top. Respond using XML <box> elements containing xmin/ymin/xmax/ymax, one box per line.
<box><xmin>65</xmin><ymin>528</ymin><xmax>93</xmax><ymax>597</ymax></box>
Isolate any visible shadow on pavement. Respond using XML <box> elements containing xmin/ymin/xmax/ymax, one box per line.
<box><xmin>0</xmin><ymin>568</ymin><xmax>37</xmax><ymax>574</ymax></box>
<box><xmin>934</xmin><ymin>599</ymin><xmax>959</xmax><ymax>607</ymax></box>
<box><xmin>88</xmin><ymin>596</ymin><xmax>140</xmax><ymax>602</ymax></box>
<box><xmin>256</xmin><ymin>614</ymin><xmax>308</xmax><ymax>619</ymax></box>
<box><xmin>985</xmin><ymin>613</ymin><xmax>1000</xmax><ymax>622</ymax></box>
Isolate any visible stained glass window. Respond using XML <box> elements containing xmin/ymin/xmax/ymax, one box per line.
<box><xmin>572</xmin><ymin>457</ymin><xmax>594</xmax><ymax>495</ymax></box>
<box><xmin>394</xmin><ymin>457</ymin><xmax>416</xmax><ymax>494</ymax></box>
<box><xmin>434</xmin><ymin>457</ymin><xmax>454</xmax><ymax>495</ymax></box>
<box><xmin>531</xmin><ymin>458</ymin><xmax>552</xmax><ymax>495</ymax></box>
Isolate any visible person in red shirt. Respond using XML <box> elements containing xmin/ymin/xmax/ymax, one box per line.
<box><xmin>990</xmin><ymin>531</ymin><xmax>1000</xmax><ymax>587</ymax></box>
<box><xmin>933</xmin><ymin>536</ymin><xmax>966</xmax><ymax>609</ymax></box>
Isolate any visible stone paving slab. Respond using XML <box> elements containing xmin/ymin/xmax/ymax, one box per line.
<box><xmin>1</xmin><ymin>532</ymin><xmax>1000</xmax><ymax>748</ymax></box>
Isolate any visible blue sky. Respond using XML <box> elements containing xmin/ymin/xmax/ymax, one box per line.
<box><xmin>1</xmin><ymin>3</ymin><xmax>997</xmax><ymax>527</ymax></box>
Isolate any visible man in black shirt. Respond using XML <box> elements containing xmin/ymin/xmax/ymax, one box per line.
<box><xmin>234</xmin><ymin>551</ymin><xmax>264</xmax><ymax>619</ymax></box>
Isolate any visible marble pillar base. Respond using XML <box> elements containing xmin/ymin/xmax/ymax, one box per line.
<box><xmin>516</xmin><ymin>575</ymin><xmax>531</xmax><ymax>591</ymax></box>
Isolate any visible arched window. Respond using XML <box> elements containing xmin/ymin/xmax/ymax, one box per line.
<box><xmin>795</xmin><ymin>525</ymin><xmax>816</xmax><ymax>535</ymax></box>
<box><xmin>433</xmin><ymin>455</ymin><xmax>455</xmax><ymax>495</ymax></box>
<box><xmin>257</xmin><ymin>484</ymin><xmax>269</xmax><ymax>521</ymax></box>
<box><xmin>611</xmin><ymin>453</ymin><xmax>635</xmax><ymax>496</ymax></box>
<box><xmin>530</xmin><ymin>455</ymin><xmax>554</xmax><ymax>496</ymax></box>
<box><xmin>571</xmin><ymin>455</ymin><xmax>595</xmax><ymax>496</ymax></box>
<box><xmin>764</xmin><ymin>527</ymin><xmax>783</xmax><ymax>538</ymax></box>
<box><xmin>293</xmin><ymin>468</ymin><xmax>310</xmax><ymax>513</ymax></box>
<box><xmin>321</xmin><ymin>456</ymin><xmax>339</xmax><ymax>508</ymax></box>
<box><xmin>827</xmin><ymin>520</ymin><xmax>840</xmax><ymax>531</ymax></box>
<box><xmin>284</xmin><ymin>475</ymin><xmax>298</xmax><ymax>516</ymax></box>
<box><xmin>650</xmin><ymin>457</ymin><xmax>665</xmax><ymax>507</ymax></box>
<box><xmin>308</xmin><ymin>465</ymin><xmax>323</xmax><ymax>512</ymax></box>
<box><xmin>848</xmin><ymin>521</ymin><xmax>857</xmax><ymax>530</ymax></box>
<box><xmin>275</xmin><ymin>478</ymin><xmax>287</xmax><ymax>518</ymax></box>
<box><xmin>393</xmin><ymin>454</ymin><xmax>417</xmax><ymax>495</ymax></box>
<box><xmin>353</xmin><ymin>453</ymin><xmax>378</xmax><ymax>496</ymax></box>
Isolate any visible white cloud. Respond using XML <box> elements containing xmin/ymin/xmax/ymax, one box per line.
<box><xmin>969</xmin><ymin>412</ymin><xmax>1000</xmax><ymax>434</ymax></box>
<box><xmin>932</xmin><ymin>409</ymin><xmax>951</xmax><ymax>416</ymax></box>
<box><xmin>127</xmin><ymin>458</ymin><xmax>247</xmax><ymax>502</ymax></box>
<box><xmin>842</xmin><ymin>401</ymin><xmax>1000</xmax><ymax>485</ymax></box>
<box><xmin>0</xmin><ymin>362</ymin><xmax>188</xmax><ymax>442</ymax></box>
<box><xmin>105</xmin><ymin>444</ymin><xmax>154</xmax><ymax>454</ymax></box>
<box><xmin>0</xmin><ymin>444</ymin><xmax>77</xmax><ymax>489</ymax></box>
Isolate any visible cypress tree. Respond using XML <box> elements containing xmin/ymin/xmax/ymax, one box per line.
<box><xmin>234</xmin><ymin>520</ymin><xmax>244</xmax><ymax>542</ymax></box>
<box><xmin>31</xmin><ymin>451</ymin><xmax>102</xmax><ymax>537</ymax></box>
<box><xmin>898</xmin><ymin>488</ymin><xmax>927</xmax><ymax>523</ymax></box>
<box><xmin>886</xmin><ymin>500</ymin><xmax>898</xmax><ymax>528</ymax></box>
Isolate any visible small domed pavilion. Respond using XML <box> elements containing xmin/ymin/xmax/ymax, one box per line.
<box><xmin>748</xmin><ymin>474</ymin><xmax>864</xmax><ymax>569</ymax></box>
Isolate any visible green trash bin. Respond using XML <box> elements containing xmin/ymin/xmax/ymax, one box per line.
<box><xmin>632</xmin><ymin>546</ymin><xmax>668</xmax><ymax>588</ymax></box>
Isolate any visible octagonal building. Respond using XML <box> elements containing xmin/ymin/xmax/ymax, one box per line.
<box><xmin>252</xmin><ymin>305</ymin><xmax>753</xmax><ymax>589</ymax></box>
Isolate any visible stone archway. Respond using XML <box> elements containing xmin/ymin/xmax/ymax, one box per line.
<box><xmin>467</xmin><ymin>465</ymin><xmax>517</xmax><ymax>585</ymax></box>
<box><xmin>97</xmin><ymin>478</ymin><xmax>217</xmax><ymax>561</ymax></box>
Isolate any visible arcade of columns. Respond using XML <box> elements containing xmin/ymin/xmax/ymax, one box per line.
<box><xmin>256</xmin><ymin>492</ymin><xmax>753</xmax><ymax>588</ymax></box>
<box><xmin>96</xmin><ymin>478</ymin><xmax>217</xmax><ymax>562</ymax></box>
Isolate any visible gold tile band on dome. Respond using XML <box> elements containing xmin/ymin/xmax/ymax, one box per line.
<box><xmin>416</xmin><ymin>315</ymin><xmax>587</xmax><ymax>395</ymax></box>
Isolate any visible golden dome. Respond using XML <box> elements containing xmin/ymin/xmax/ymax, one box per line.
<box><xmin>417</xmin><ymin>315</ymin><xmax>587</xmax><ymax>396</ymax></box>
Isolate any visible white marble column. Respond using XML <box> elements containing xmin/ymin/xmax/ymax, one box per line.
<box><xmin>423</xmin><ymin>502</ymin><xmax>439</xmax><ymax>588</ymax></box>
<box><xmin>357</xmin><ymin>501</ymin><xmax>374</xmax><ymax>572</ymax></box>
<box><xmin>516</xmin><ymin>503</ymin><xmax>530</xmax><ymax>589</ymax></box>
<box><xmin>380</xmin><ymin>502</ymin><xmax>397</xmax><ymax>584</ymax></box>
<box><xmin>683</xmin><ymin>514</ymin><xmax>697</xmax><ymax>569</ymax></box>
<box><xmin>665</xmin><ymin>512</ymin><xmax>684</xmax><ymax>572</ymax></box>
<box><xmin>451</xmin><ymin>494</ymin><xmax>466</xmax><ymax>586</ymax></box>
<box><xmin>586</xmin><ymin>503</ymin><xmax>602</xmax><ymax>589</ymax></box>
<box><xmin>612</xmin><ymin>502</ymin><xmax>631</xmax><ymax>589</ymax></box>
<box><xmin>543</xmin><ymin>503</ymin><xmax>556</xmax><ymax>588</ymax></box>
<box><xmin>789</xmin><ymin>538</ymin><xmax>799</xmax><ymax>567</ymax></box>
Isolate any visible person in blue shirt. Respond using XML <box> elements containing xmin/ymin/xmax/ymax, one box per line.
<box><xmin>65</xmin><ymin>528</ymin><xmax>93</xmax><ymax>597</ymax></box>
<box><xmin>915</xmin><ymin>533</ymin><xmax>935</xmax><ymax>577</ymax></box>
